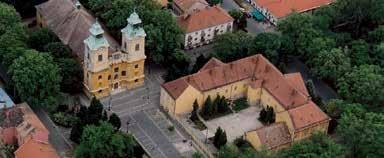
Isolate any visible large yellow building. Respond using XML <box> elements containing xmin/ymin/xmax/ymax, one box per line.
<box><xmin>83</xmin><ymin>13</ymin><xmax>146</xmax><ymax>98</ymax></box>
<box><xmin>160</xmin><ymin>54</ymin><xmax>330</xmax><ymax>151</ymax></box>
<box><xmin>36</xmin><ymin>0</ymin><xmax>146</xmax><ymax>98</ymax></box>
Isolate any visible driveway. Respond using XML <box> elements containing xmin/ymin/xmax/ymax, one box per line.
<box><xmin>286</xmin><ymin>58</ymin><xmax>339</xmax><ymax>102</ymax></box>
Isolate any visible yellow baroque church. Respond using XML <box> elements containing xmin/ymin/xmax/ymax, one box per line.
<box><xmin>83</xmin><ymin>13</ymin><xmax>146</xmax><ymax>98</ymax></box>
<box><xmin>36</xmin><ymin>0</ymin><xmax>146</xmax><ymax>98</ymax></box>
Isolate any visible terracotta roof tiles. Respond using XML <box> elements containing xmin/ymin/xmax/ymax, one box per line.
<box><xmin>174</xmin><ymin>0</ymin><xmax>208</xmax><ymax>13</ymax></box>
<box><xmin>255</xmin><ymin>0</ymin><xmax>334</xmax><ymax>18</ymax></box>
<box><xmin>176</xmin><ymin>6</ymin><xmax>233</xmax><ymax>33</ymax></box>
<box><xmin>255</xmin><ymin>122</ymin><xmax>291</xmax><ymax>149</ymax></box>
<box><xmin>288</xmin><ymin>101</ymin><xmax>330</xmax><ymax>131</ymax></box>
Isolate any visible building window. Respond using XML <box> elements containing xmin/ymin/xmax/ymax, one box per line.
<box><xmin>98</xmin><ymin>75</ymin><xmax>102</xmax><ymax>80</ymax></box>
<box><xmin>114</xmin><ymin>67</ymin><xmax>119</xmax><ymax>72</ymax></box>
<box><xmin>114</xmin><ymin>83</ymin><xmax>118</xmax><ymax>89</ymax></box>
<box><xmin>108</xmin><ymin>75</ymin><xmax>111</xmax><ymax>80</ymax></box>
<box><xmin>124</xmin><ymin>42</ymin><xmax>127</xmax><ymax>50</ymax></box>
<box><xmin>98</xmin><ymin>55</ymin><xmax>102</xmax><ymax>61</ymax></box>
<box><xmin>114</xmin><ymin>74</ymin><xmax>118</xmax><ymax>79</ymax></box>
<box><xmin>135</xmin><ymin>64</ymin><xmax>139</xmax><ymax>68</ymax></box>
<box><xmin>135</xmin><ymin>44</ymin><xmax>140</xmax><ymax>51</ymax></box>
<box><xmin>134</xmin><ymin>79</ymin><xmax>139</xmax><ymax>83</ymax></box>
<box><xmin>225</xmin><ymin>89</ymin><xmax>228</xmax><ymax>93</ymax></box>
<box><xmin>122</xmin><ymin>71</ymin><xmax>126</xmax><ymax>76</ymax></box>
<box><xmin>98</xmin><ymin>90</ymin><xmax>102</xmax><ymax>93</ymax></box>
<box><xmin>234</xmin><ymin>86</ymin><xmax>237</xmax><ymax>90</ymax></box>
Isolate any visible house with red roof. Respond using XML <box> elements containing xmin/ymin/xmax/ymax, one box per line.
<box><xmin>249</xmin><ymin>0</ymin><xmax>334</xmax><ymax>25</ymax></box>
<box><xmin>176</xmin><ymin>6</ymin><xmax>234</xmax><ymax>49</ymax></box>
<box><xmin>0</xmin><ymin>103</ymin><xmax>60</xmax><ymax>158</ymax></box>
<box><xmin>160</xmin><ymin>54</ymin><xmax>330</xmax><ymax>151</ymax></box>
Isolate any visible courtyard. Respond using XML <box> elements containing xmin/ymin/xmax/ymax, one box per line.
<box><xmin>202</xmin><ymin>106</ymin><xmax>263</xmax><ymax>142</ymax></box>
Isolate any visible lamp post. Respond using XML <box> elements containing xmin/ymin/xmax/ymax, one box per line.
<box><xmin>126</xmin><ymin>118</ymin><xmax>130</xmax><ymax>133</ymax></box>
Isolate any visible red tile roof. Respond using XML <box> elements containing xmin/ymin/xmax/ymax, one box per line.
<box><xmin>174</xmin><ymin>0</ymin><xmax>208</xmax><ymax>13</ymax></box>
<box><xmin>284</xmin><ymin>73</ymin><xmax>309</xmax><ymax>96</ymax></box>
<box><xmin>163</xmin><ymin>54</ymin><xmax>309</xmax><ymax>110</ymax></box>
<box><xmin>176</xmin><ymin>6</ymin><xmax>233</xmax><ymax>33</ymax></box>
<box><xmin>288</xmin><ymin>101</ymin><xmax>330</xmax><ymax>131</ymax></box>
<box><xmin>14</xmin><ymin>136</ymin><xmax>60</xmax><ymax>158</ymax></box>
<box><xmin>255</xmin><ymin>122</ymin><xmax>291</xmax><ymax>150</ymax></box>
<box><xmin>255</xmin><ymin>0</ymin><xmax>334</xmax><ymax>18</ymax></box>
<box><xmin>198</xmin><ymin>57</ymin><xmax>225</xmax><ymax>72</ymax></box>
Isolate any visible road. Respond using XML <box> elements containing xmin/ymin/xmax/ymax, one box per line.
<box><xmin>101</xmin><ymin>64</ymin><xmax>196</xmax><ymax>158</ymax></box>
<box><xmin>221</xmin><ymin>0</ymin><xmax>265</xmax><ymax>34</ymax></box>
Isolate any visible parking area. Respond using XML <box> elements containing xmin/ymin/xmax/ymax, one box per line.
<box><xmin>203</xmin><ymin>106</ymin><xmax>263</xmax><ymax>142</ymax></box>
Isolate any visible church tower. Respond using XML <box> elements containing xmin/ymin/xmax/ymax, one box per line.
<box><xmin>120</xmin><ymin>12</ymin><xmax>146</xmax><ymax>89</ymax></box>
<box><xmin>83</xmin><ymin>21</ymin><xmax>110</xmax><ymax>97</ymax></box>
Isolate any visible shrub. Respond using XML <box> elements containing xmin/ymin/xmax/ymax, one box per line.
<box><xmin>233</xmin><ymin>97</ymin><xmax>249</xmax><ymax>112</ymax></box>
<box><xmin>213</xmin><ymin>127</ymin><xmax>227</xmax><ymax>149</ymax></box>
<box><xmin>168</xmin><ymin>126</ymin><xmax>175</xmax><ymax>132</ymax></box>
<box><xmin>52</xmin><ymin>112</ymin><xmax>79</xmax><ymax>128</ymax></box>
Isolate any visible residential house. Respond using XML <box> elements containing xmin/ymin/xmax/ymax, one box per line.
<box><xmin>173</xmin><ymin>0</ymin><xmax>209</xmax><ymax>15</ymax></box>
<box><xmin>0</xmin><ymin>103</ymin><xmax>60</xmax><ymax>158</ymax></box>
<box><xmin>160</xmin><ymin>54</ymin><xmax>330</xmax><ymax>150</ymax></box>
<box><xmin>249</xmin><ymin>0</ymin><xmax>334</xmax><ymax>25</ymax></box>
<box><xmin>176</xmin><ymin>6</ymin><xmax>234</xmax><ymax>49</ymax></box>
<box><xmin>36</xmin><ymin>0</ymin><xmax>146</xmax><ymax>98</ymax></box>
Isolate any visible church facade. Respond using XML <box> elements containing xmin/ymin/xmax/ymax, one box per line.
<box><xmin>83</xmin><ymin>13</ymin><xmax>146</xmax><ymax>98</ymax></box>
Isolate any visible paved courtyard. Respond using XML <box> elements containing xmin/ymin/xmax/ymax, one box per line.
<box><xmin>203</xmin><ymin>106</ymin><xmax>263</xmax><ymax>142</ymax></box>
<box><xmin>100</xmin><ymin>64</ymin><xmax>196</xmax><ymax>158</ymax></box>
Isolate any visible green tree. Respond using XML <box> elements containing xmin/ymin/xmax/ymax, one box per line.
<box><xmin>75</xmin><ymin>122</ymin><xmax>136</xmax><ymax>158</ymax></box>
<box><xmin>306</xmin><ymin>37</ymin><xmax>336</xmax><ymax>65</ymax></box>
<box><xmin>108</xmin><ymin>113</ymin><xmax>121</xmax><ymax>130</ymax></box>
<box><xmin>88</xmin><ymin>98</ymin><xmax>104</xmax><ymax>124</ymax></box>
<box><xmin>214</xmin><ymin>32</ymin><xmax>253</xmax><ymax>62</ymax></box>
<box><xmin>201</xmin><ymin>96</ymin><xmax>212</xmax><ymax>118</ymax></box>
<box><xmin>191</xmin><ymin>54</ymin><xmax>209</xmax><ymax>73</ymax></box>
<box><xmin>228</xmin><ymin>9</ymin><xmax>246</xmax><ymax>30</ymax></box>
<box><xmin>249</xmin><ymin>32</ymin><xmax>282</xmax><ymax>64</ymax></box>
<box><xmin>190</xmin><ymin>100</ymin><xmax>199</xmax><ymax>121</ymax></box>
<box><xmin>337</xmin><ymin>65</ymin><xmax>384</xmax><ymax>107</ymax></box>
<box><xmin>276</xmin><ymin>132</ymin><xmax>345</xmax><ymax>158</ymax></box>
<box><xmin>28</xmin><ymin>28</ymin><xmax>60</xmax><ymax>51</ymax></box>
<box><xmin>8</xmin><ymin>51</ymin><xmax>62</xmax><ymax>110</ymax></box>
<box><xmin>348</xmin><ymin>40</ymin><xmax>372</xmax><ymax>66</ymax></box>
<box><xmin>56</xmin><ymin>58</ymin><xmax>83</xmax><ymax>93</ymax></box>
<box><xmin>312</xmin><ymin>48</ymin><xmax>351</xmax><ymax>82</ymax></box>
<box><xmin>164</xmin><ymin>50</ymin><xmax>190</xmax><ymax>82</ymax></box>
<box><xmin>337</xmin><ymin>105</ymin><xmax>384</xmax><ymax>158</ymax></box>
<box><xmin>371</xmin><ymin>42</ymin><xmax>384</xmax><ymax>67</ymax></box>
<box><xmin>213</xmin><ymin>127</ymin><xmax>227</xmax><ymax>149</ymax></box>
<box><xmin>367</xmin><ymin>25</ymin><xmax>384</xmax><ymax>43</ymax></box>
<box><xmin>43</xmin><ymin>42</ymin><xmax>72</xmax><ymax>58</ymax></box>
<box><xmin>0</xmin><ymin>47</ymin><xmax>30</xmax><ymax>69</ymax></box>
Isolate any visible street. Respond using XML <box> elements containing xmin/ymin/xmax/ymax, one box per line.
<box><xmin>100</xmin><ymin>64</ymin><xmax>196</xmax><ymax>158</ymax></box>
<box><xmin>221</xmin><ymin>0</ymin><xmax>267</xmax><ymax>34</ymax></box>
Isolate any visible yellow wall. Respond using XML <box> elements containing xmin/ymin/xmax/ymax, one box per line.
<box><xmin>247</xmin><ymin>87</ymin><xmax>261</xmax><ymax>106</ymax></box>
<box><xmin>160</xmin><ymin>88</ymin><xmax>176</xmax><ymax>115</ymax></box>
<box><xmin>245</xmin><ymin>131</ymin><xmax>262</xmax><ymax>151</ymax></box>
<box><xmin>293</xmin><ymin>120</ymin><xmax>329</xmax><ymax>141</ymax></box>
<box><xmin>175</xmin><ymin>85</ymin><xmax>203</xmax><ymax>115</ymax></box>
<box><xmin>85</xmin><ymin>59</ymin><xmax>145</xmax><ymax>99</ymax></box>
<box><xmin>260</xmin><ymin>89</ymin><xmax>285</xmax><ymax>113</ymax></box>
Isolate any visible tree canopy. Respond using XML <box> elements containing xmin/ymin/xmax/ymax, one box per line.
<box><xmin>75</xmin><ymin>122</ymin><xmax>137</xmax><ymax>158</ymax></box>
<box><xmin>8</xmin><ymin>51</ymin><xmax>62</xmax><ymax>110</ymax></box>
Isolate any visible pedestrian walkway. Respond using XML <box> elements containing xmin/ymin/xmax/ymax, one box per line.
<box><xmin>129</xmin><ymin>110</ymin><xmax>182</xmax><ymax>158</ymax></box>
